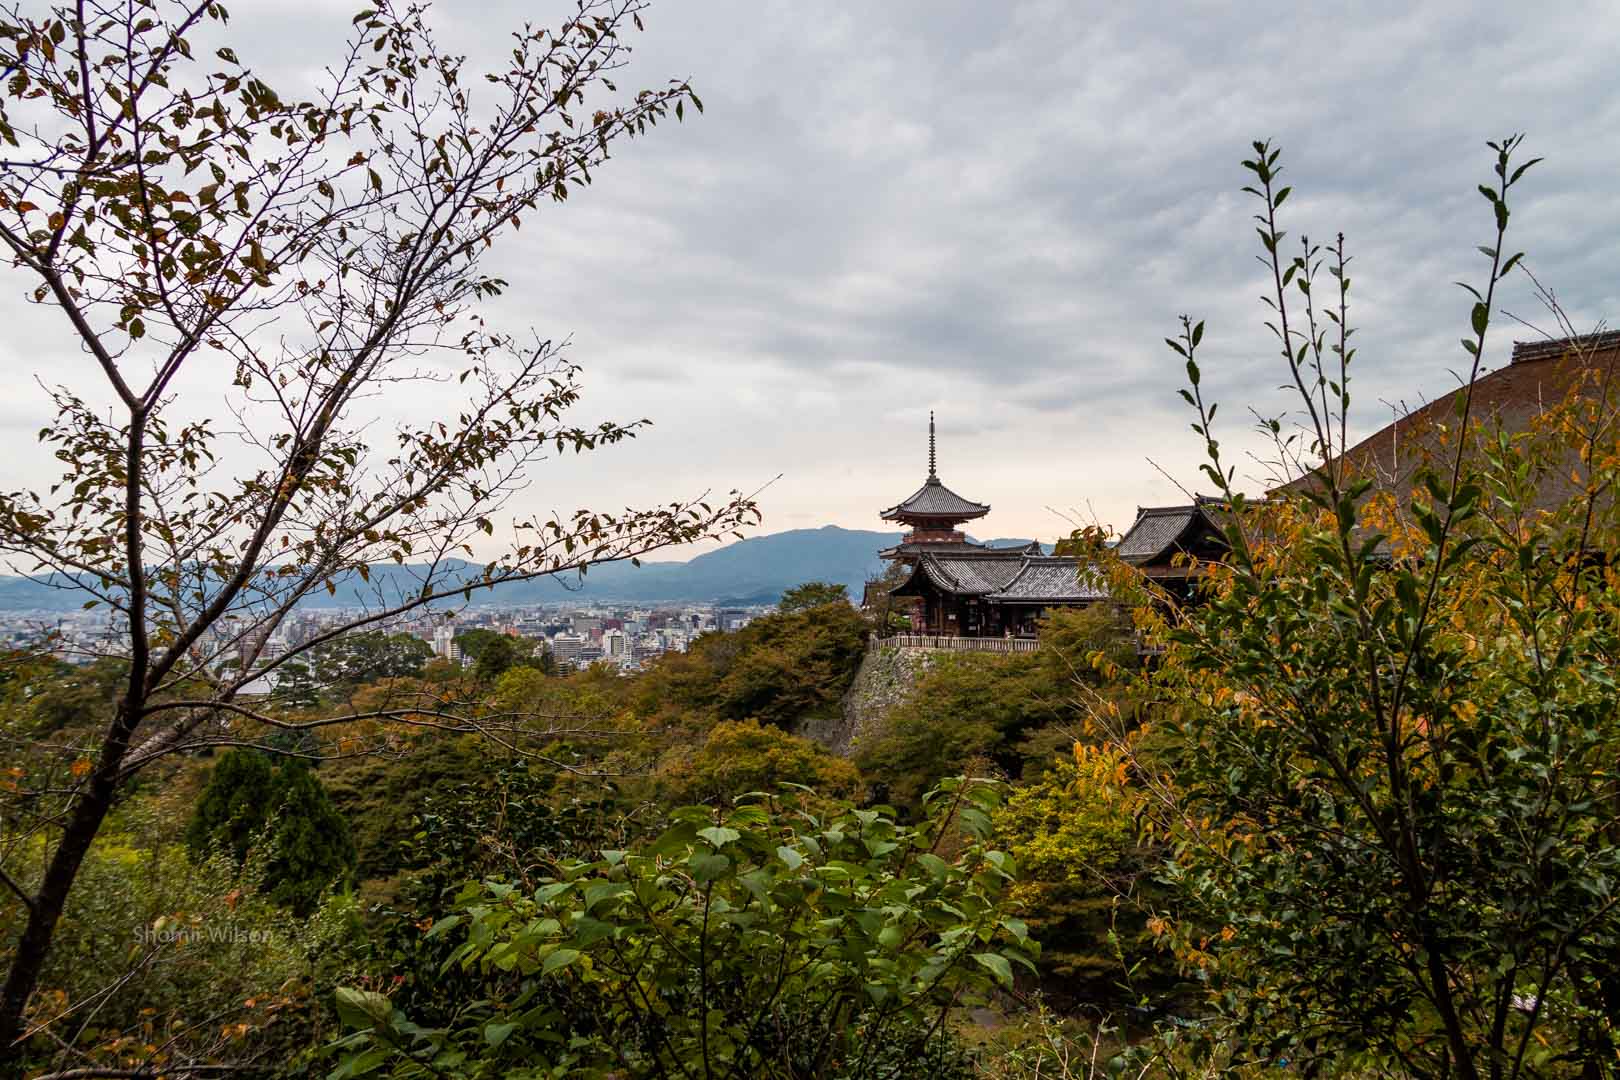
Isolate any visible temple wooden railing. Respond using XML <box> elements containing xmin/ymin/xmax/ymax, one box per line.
<box><xmin>874</xmin><ymin>634</ymin><xmax>1041</xmax><ymax>654</ymax></box>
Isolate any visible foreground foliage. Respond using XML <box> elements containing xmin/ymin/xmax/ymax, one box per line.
<box><xmin>329</xmin><ymin>779</ymin><xmax>1035</xmax><ymax>1079</ymax></box>
<box><xmin>1135</xmin><ymin>138</ymin><xmax>1620</xmax><ymax>1078</ymax></box>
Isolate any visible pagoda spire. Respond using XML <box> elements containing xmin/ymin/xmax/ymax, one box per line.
<box><xmin>880</xmin><ymin>411</ymin><xmax>990</xmax><ymax>528</ymax></box>
<box><xmin>928</xmin><ymin>411</ymin><xmax>936</xmax><ymax>479</ymax></box>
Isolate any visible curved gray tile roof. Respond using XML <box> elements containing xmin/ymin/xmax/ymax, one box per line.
<box><xmin>900</xmin><ymin>553</ymin><xmax>1109</xmax><ymax>603</ymax></box>
<box><xmin>988</xmin><ymin>557</ymin><xmax>1109</xmax><ymax>601</ymax></box>
<box><xmin>1114</xmin><ymin>506</ymin><xmax>1197</xmax><ymax>563</ymax></box>
<box><xmin>918</xmin><ymin>553</ymin><xmax>1025</xmax><ymax>594</ymax></box>
<box><xmin>881</xmin><ymin>477</ymin><xmax>990</xmax><ymax>520</ymax></box>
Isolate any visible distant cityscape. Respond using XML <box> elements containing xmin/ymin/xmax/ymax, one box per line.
<box><xmin>0</xmin><ymin>600</ymin><xmax>776</xmax><ymax>678</ymax></box>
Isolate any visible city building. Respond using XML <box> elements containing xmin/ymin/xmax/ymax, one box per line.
<box><xmin>551</xmin><ymin>631</ymin><xmax>587</xmax><ymax>666</ymax></box>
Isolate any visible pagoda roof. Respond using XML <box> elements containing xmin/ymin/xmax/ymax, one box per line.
<box><xmin>878</xmin><ymin>536</ymin><xmax>987</xmax><ymax>559</ymax></box>
<box><xmin>881</xmin><ymin>411</ymin><xmax>991</xmax><ymax>522</ymax></box>
<box><xmin>880</xmin><ymin>477</ymin><xmax>990</xmax><ymax>521</ymax></box>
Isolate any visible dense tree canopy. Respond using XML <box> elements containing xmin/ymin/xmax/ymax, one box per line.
<box><xmin>778</xmin><ymin>580</ymin><xmax>850</xmax><ymax>612</ymax></box>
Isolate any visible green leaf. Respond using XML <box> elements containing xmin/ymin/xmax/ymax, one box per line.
<box><xmin>698</xmin><ymin>825</ymin><xmax>741</xmax><ymax>848</ymax></box>
<box><xmin>485</xmin><ymin>1020</ymin><xmax>518</xmax><ymax>1046</ymax></box>
<box><xmin>326</xmin><ymin>1044</ymin><xmax>391</xmax><ymax>1079</ymax></box>
<box><xmin>334</xmin><ymin>987</ymin><xmax>393</xmax><ymax>1031</ymax></box>
<box><xmin>582</xmin><ymin>881</ymin><xmax>629</xmax><ymax>911</ymax></box>
<box><xmin>973</xmin><ymin>952</ymin><xmax>1014</xmax><ymax>987</ymax></box>
<box><xmin>541</xmin><ymin>948</ymin><xmax>580</xmax><ymax>975</ymax></box>
<box><xmin>689</xmin><ymin>852</ymin><xmax>730</xmax><ymax>883</ymax></box>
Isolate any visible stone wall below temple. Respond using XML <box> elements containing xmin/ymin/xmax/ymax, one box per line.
<box><xmin>801</xmin><ymin>639</ymin><xmax>936</xmax><ymax>756</ymax></box>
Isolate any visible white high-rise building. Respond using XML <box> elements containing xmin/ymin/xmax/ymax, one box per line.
<box><xmin>432</xmin><ymin>623</ymin><xmax>457</xmax><ymax>659</ymax></box>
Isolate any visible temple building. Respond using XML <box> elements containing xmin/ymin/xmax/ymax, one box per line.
<box><xmin>877</xmin><ymin>414</ymin><xmax>1107</xmax><ymax>637</ymax></box>
<box><xmin>1113</xmin><ymin>496</ymin><xmax>1229</xmax><ymax>600</ymax></box>
<box><xmin>1111</xmin><ymin>329</ymin><xmax>1620</xmax><ymax>597</ymax></box>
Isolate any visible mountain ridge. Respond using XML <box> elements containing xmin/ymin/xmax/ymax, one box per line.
<box><xmin>0</xmin><ymin>526</ymin><xmax>1052</xmax><ymax>611</ymax></box>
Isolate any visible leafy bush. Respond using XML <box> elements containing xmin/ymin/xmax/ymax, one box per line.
<box><xmin>855</xmin><ymin>607</ymin><xmax>1132</xmax><ymax>812</ymax></box>
<box><xmin>322</xmin><ymin>735</ymin><xmax>503</xmax><ymax>880</ymax></box>
<box><xmin>357</xmin><ymin>757</ymin><xmax>636</xmax><ymax>1037</ymax></box>
<box><xmin>6</xmin><ymin>817</ymin><xmax>357</xmax><ymax>1074</ymax></box>
<box><xmin>1138</xmin><ymin>138</ymin><xmax>1620</xmax><ymax>1076</ymax></box>
<box><xmin>994</xmin><ymin>745</ymin><xmax>1173</xmax><ymax>1005</ymax></box>
<box><xmin>656</xmin><ymin>718</ymin><xmax>863</xmax><ymax>806</ymax></box>
<box><xmin>633</xmin><ymin>600</ymin><xmax>871</xmax><ymax>733</ymax></box>
<box><xmin>328</xmin><ymin>779</ymin><xmax>1035</xmax><ymax>1079</ymax></box>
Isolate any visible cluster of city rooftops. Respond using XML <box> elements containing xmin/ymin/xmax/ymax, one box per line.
<box><xmin>881</xmin><ymin>331</ymin><xmax>1617</xmax><ymax>637</ymax></box>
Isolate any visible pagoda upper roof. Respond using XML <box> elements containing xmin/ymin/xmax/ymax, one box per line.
<box><xmin>882</xmin><ymin>411</ymin><xmax>991</xmax><ymax>523</ymax></box>
<box><xmin>880</xmin><ymin>476</ymin><xmax>991</xmax><ymax>522</ymax></box>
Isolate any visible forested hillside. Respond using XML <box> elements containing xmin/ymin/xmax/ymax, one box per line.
<box><xmin>3</xmin><ymin>588</ymin><xmax>1179</xmax><ymax>1076</ymax></box>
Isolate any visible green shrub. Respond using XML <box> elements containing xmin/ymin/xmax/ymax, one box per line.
<box><xmin>328</xmin><ymin>779</ymin><xmax>1035</xmax><ymax>1079</ymax></box>
<box><xmin>656</xmin><ymin>718</ymin><xmax>863</xmax><ymax>806</ymax></box>
<box><xmin>6</xmin><ymin>815</ymin><xmax>359</xmax><ymax>1074</ymax></box>
<box><xmin>1143</xmin><ymin>138</ymin><xmax>1620</xmax><ymax>1075</ymax></box>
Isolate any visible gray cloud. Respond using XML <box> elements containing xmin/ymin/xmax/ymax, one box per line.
<box><xmin>2</xmin><ymin>0</ymin><xmax>1617</xmax><ymax>554</ymax></box>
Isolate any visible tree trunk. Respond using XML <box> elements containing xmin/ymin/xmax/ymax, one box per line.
<box><xmin>0</xmin><ymin>703</ymin><xmax>139</xmax><ymax>1062</ymax></box>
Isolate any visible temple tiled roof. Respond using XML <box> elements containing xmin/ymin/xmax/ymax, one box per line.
<box><xmin>987</xmin><ymin>557</ymin><xmax>1108</xmax><ymax>602</ymax></box>
<box><xmin>1272</xmin><ymin>332</ymin><xmax>1620</xmax><ymax>521</ymax></box>
<box><xmin>880</xmin><ymin>477</ymin><xmax>991</xmax><ymax>521</ymax></box>
<box><xmin>1114</xmin><ymin>506</ymin><xmax>1196</xmax><ymax>563</ymax></box>
<box><xmin>915</xmin><ymin>553</ymin><xmax>1025</xmax><ymax>594</ymax></box>
<box><xmin>1115</xmin><ymin>498</ymin><xmax>1227</xmax><ymax>565</ymax></box>
<box><xmin>896</xmin><ymin>551</ymin><xmax>1109</xmax><ymax>604</ymax></box>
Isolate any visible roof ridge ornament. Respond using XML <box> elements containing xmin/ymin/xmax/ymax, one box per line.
<box><xmin>928</xmin><ymin>410</ymin><xmax>937</xmax><ymax>480</ymax></box>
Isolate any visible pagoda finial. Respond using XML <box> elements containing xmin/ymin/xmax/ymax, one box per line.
<box><xmin>928</xmin><ymin>411</ymin><xmax>937</xmax><ymax>479</ymax></box>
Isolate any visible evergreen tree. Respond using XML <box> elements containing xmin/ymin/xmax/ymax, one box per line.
<box><xmin>184</xmin><ymin>750</ymin><xmax>276</xmax><ymax>864</ymax></box>
<box><xmin>262</xmin><ymin>762</ymin><xmax>357</xmax><ymax>916</ymax></box>
<box><xmin>184</xmin><ymin>751</ymin><xmax>356</xmax><ymax>915</ymax></box>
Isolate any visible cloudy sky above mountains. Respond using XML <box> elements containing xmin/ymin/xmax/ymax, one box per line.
<box><xmin>3</xmin><ymin>0</ymin><xmax>1619</xmax><ymax>557</ymax></box>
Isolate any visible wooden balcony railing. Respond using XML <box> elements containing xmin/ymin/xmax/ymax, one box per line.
<box><xmin>874</xmin><ymin>634</ymin><xmax>1041</xmax><ymax>654</ymax></box>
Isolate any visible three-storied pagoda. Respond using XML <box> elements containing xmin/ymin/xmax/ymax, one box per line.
<box><xmin>878</xmin><ymin>414</ymin><xmax>1106</xmax><ymax>637</ymax></box>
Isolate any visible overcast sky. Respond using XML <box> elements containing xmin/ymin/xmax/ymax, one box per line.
<box><xmin>4</xmin><ymin>0</ymin><xmax>1619</xmax><ymax>560</ymax></box>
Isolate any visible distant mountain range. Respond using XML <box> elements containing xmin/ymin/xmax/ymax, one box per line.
<box><xmin>0</xmin><ymin>527</ymin><xmax>1051</xmax><ymax>611</ymax></box>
